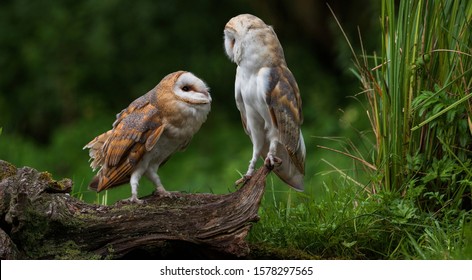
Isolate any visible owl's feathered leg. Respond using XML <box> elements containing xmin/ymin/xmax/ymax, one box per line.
<box><xmin>265</xmin><ymin>139</ymin><xmax>282</xmax><ymax>168</ymax></box>
<box><xmin>235</xmin><ymin>153</ymin><xmax>259</xmax><ymax>186</ymax></box>
<box><xmin>235</xmin><ymin>125</ymin><xmax>265</xmax><ymax>186</ymax></box>
<box><xmin>146</xmin><ymin>167</ymin><xmax>171</xmax><ymax>197</ymax></box>
<box><xmin>129</xmin><ymin>169</ymin><xmax>146</xmax><ymax>204</ymax></box>
<box><xmin>246</xmin><ymin>151</ymin><xmax>259</xmax><ymax>177</ymax></box>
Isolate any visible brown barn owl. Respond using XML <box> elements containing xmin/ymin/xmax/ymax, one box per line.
<box><xmin>84</xmin><ymin>71</ymin><xmax>211</xmax><ymax>203</ymax></box>
<box><xmin>224</xmin><ymin>14</ymin><xmax>306</xmax><ymax>191</ymax></box>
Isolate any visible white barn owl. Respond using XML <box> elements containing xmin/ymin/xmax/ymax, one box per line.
<box><xmin>224</xmin><ymin>14</ymin><xmax>306</xmax><ymax>191</ymax></box>
<box><xmin>84</xmin><ymin>71</ymin><xmax>211</xmax><ymax>203</ymax></box>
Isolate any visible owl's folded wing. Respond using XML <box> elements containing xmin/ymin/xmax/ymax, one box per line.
<box><xmin>88</xmin><ymin>98</ymin><xmax>165</xmax><ymax>192</ymax></box>
<box><xmin>264</xmin><ymin>66</ymin><xmax>304</xmax><ymax>174</ymax></box>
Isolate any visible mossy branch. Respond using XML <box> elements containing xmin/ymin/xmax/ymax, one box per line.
<box><xmin>0</xmin><ymin>160</ymin><xmax>269</xmax><ymax>259</ymax></box>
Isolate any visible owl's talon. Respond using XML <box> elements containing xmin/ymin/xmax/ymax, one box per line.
<box><xmin>124</xmin><ymin>196</ymin><xmax>144</xmax><ymax>204</ymax></box>
<box><xmin>153</xmin><ymin>189</ymin><xmax>172</xmax><ymax>198</ymax></box>
<box><xmin>264</xmin><ymin>155</ymin><xmax>282</xmax><ymax>169</ymax></box>
<box><xmin>153</xmin><ymin>188</ymin><xmax>173</xmax><ymax>198</ymax></box>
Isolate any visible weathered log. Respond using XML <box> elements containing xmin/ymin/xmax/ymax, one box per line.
<box><xmin>0</xmin><ymin>160</ymin><xmax>269</xmax><ymax>259</ymax></box>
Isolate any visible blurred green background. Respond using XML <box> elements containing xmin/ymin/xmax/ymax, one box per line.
<box><xmin>0</xmin><ymin>0</ymin><xmax>379</xmax><ymax>203</ymax></box>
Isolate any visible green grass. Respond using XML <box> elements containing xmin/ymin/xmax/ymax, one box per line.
<box><xmin>250</xmin><ymin>175</ymin><xmax>472</xmax><ymax>259</ymax></box>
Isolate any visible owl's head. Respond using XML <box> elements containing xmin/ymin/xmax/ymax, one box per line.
<box><xmin>173</xmin><ymin>72</ymin><xmax>211</xmax><ymax>105</ymax></box>
<box><xmin>158</xmin><ymin>71</ymin><xmax>211</xmax><ymax>106</ymax></box>
<box><xmin>224</xmin><ymin>14</ymin><xmax>285</xmax><ymax>67</ymax></box>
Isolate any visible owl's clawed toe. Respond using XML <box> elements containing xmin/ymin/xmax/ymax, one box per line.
<box><xmin>153</xmin><ymin>187</ymin><xmax>173</xmax><ymax>198</ymax></box>
<box><xmin>235</xmin><ymin>175</ymin><xmax>252</xmax><ymax>188</ymax></box>
<box><xmin>154</xmin><ymin>190</ymin><xmax>172</xmax><ymax>198</ymax></box>
<box><xmin>125</xmin><ymin>196</ymin><xmax>144</xmax><ymax>204</ymax></box>
<box><xmin>265</xmin><ymin>155</ymin><xmax>282</xmax><ymax>169</ymax></box>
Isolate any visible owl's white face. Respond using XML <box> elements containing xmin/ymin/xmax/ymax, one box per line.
<box><xmin>173</xmin><ymin>72</ymin><xmax>212</xmax><ymax>105</ymax></box>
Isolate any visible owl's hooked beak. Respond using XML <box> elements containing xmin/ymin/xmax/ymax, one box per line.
<box><xmin>196</xmin><ymin>90</ymin><xmax>212</xmax><ymax>104</ymax></box>
<box><xmin>178</xmin><ymin>89</ymin><xmax>211</xmax><ymax>105</ymax></box>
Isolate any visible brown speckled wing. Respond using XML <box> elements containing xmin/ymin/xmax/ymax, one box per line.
<box><xmin>265</xmin><ymin>66</ymin><xmax>304</xmax><ymax>174</ymax></box>
<box><xmin>93</xmin><ymin>91</ymin><xmax>165</xmax><ymax>191</ymax></box>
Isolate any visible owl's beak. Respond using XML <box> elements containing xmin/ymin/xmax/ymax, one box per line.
<box><xmin>185</xmin><ymin>91</ymin><xmax>211</xmax><ymax>105</ymax></box>
<box><xmin>200</xmin><ymin>91</ymin><xmax>212</xmax><ymax>104</ymax></box>
<box><xmin>206</xmin><ymin>93</ymin><xmax>212</xmax><ymax>103</ymax></box>
<box><xmin>199</xmin><ymin>88</ymin><xmax>212</xmax><ymax>103</ymax></box>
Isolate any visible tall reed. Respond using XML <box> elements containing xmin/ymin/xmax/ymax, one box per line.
<box><xmin>347</xmin><ymin>0</ymin><xmax>472</xmax><ymax>203</ymax></box>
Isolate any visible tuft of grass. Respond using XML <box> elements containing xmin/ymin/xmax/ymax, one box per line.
<box><xmin>250</xmin><ymin>174</ymin><xmax>471</xmax><ymax>259</ymax></box>
<box><xmin>401</xmin><ymin>213</ymin><xmax>472</xmax><ymax>259</ymax></box>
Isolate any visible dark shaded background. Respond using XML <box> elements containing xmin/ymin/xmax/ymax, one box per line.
<box><xmin>0</xmin><ymin>0</ymin><xmax>380</xmax><ymax>202</ymax></box>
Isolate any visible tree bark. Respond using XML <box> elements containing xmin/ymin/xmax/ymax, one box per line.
<box><xmin>0</xmin><ymin>160</ymin><xmax>269</xmax><ymax>259</ymax></box>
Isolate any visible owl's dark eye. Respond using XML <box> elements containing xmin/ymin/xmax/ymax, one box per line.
<box><xmin>182</xmin><ymin>86</ymin><xmax>190</xmax><ymax>92</ymax></box>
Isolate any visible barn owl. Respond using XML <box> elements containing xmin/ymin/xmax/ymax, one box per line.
<box><xmin>224</xmin><ymin>14</ymin><xmax>306</xmax><ymax>191</ymax></box>
<box><xmin>84</xmin><ymin>71</ymin><xmax>211</xmax><ymax>203</ymax></box>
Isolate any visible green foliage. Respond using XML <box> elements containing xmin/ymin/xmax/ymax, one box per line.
<box><xmin>251</xmin><ymin>175</ymin><xmax>471</xmax><ymax>259</ymax></box>
<box><xmin>0</xmin><ymin>0</ymin><xmax>364</xmax><ymax>144</ymax></box>
<box><xmin>0</xmin><ymin>0</ymin><xmax>246</xmax><ymax>143</ymax></box>
<box><xmin>340</xmin><ymin>0</ymin><xmax>472</xmax><ymax>206</ymax></box>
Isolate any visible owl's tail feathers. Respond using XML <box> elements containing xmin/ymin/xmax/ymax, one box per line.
<box><xmin>87</xmin><ymin>168</ymin><xmax>132</xmax><ymax>193</ymax></box>
<box><xmin>274</xmin><ymin>164</ymin><xmax>304</xmax><ymax>191</ymax></box>
<box><xmin>88</xmin><ymin>176</ymin><xmax>100</xmax><ymax>191</ymax></box>
<box><xmin>273</xmin><ymin>136</ymin><xmax>306</xmax><ymax>191</ymax></box>
<box><xmin>88</xmin><ymin>175</ymin><xmax>113</xmax><ymax>192</ymax></box>
<box><xmin>83</xmin><ymin>130</ymin><xmax>113</xmax><ymax>171</ymax></box>
<box><xmin>87</xmin><ymin>175</ymin><xmax>118</xmax><ymax>193</ymax></box>
<box><xmin>87</xmin><ymin>175</ymin><xmax>116</xmax><ymax>192</ymax></box>
<box><xmin>84</xmin><ymin>130</ymin><xmax>115</xmax><ymax>192</ymax></box>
